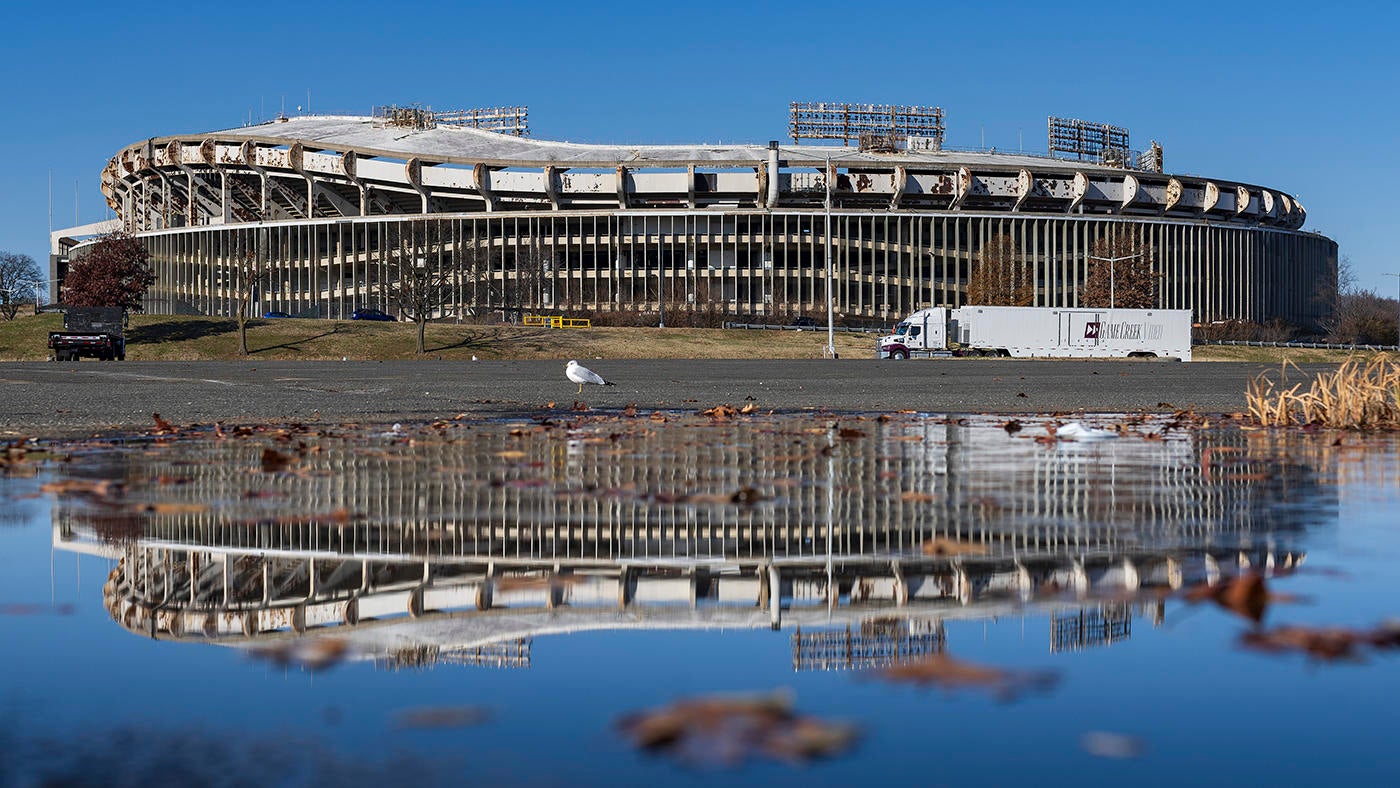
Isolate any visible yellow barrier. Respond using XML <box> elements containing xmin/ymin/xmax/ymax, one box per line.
<box><xmin>523</xmin><ymin>315</ymin><xmax>592</xmax><ymax>329</ymax></box>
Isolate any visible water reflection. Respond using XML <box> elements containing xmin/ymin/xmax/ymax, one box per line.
<box><xmin>45</xmin><ymin>414</ymin><xmax>1336</xmax><ymax>668</ymax></box>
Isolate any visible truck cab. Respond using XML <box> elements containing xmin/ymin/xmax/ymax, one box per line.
<box><xmin>876</xmin><ymin>307</ymin><xmax>948</xmax><ymax>359</ymax></box>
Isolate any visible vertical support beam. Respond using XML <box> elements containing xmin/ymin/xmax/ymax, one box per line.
<box><xmin>220</xmin><ymin>171</ymin><xmax>232</xmax><ymax>224</ymax></box>
<box><xmin>766</xmin><ymin>142</ymin><xmax>780</xmax><ymax>208</ymax></box>
<box><xmin>890</xmin><ymin>165</ymin><xmax>908</xmax><ymax>210</ymax></box>
<box><xmin>616</xmin><ymin>166</ymin><xmax>629</xmax><ymax>209</ymax></box>
<box><xmin>473</xmin><ymin>163</ymin><xmax>495</xmax><ymax>211</ymax></box>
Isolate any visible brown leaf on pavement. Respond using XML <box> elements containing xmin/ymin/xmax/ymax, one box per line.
<box><xmin>700</xmin><ymin>404</ymin><xmax>738</xmax><ymax>421</ymax></box>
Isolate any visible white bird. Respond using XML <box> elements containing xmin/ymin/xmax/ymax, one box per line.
<box><xmin>566</xmin><ymin>359</ymin><xmax>614</xmax><ymax>394</ymax></box>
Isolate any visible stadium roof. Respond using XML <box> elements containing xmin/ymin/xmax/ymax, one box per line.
<box><xmin>185</xmin><ymin>115</ymin><xmax>1122</xmax><ymax>172</ymax></box>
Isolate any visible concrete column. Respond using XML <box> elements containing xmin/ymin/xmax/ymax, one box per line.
<box><xmin>766</xmin><ymin>141</ymin><xmax>780</xmax><ymax>208</ymax></box>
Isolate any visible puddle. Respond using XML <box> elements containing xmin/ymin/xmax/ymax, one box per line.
<box><xmin>2</xmin><ymin>412</ymin><xmax>1398</xmax><ymax>784</ymax></box>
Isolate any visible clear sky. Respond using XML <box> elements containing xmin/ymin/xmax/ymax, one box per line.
<box><xmin>2</xmin><ymin>0</ymin><xmax>1396</xmax><ymax>295</ymax></box>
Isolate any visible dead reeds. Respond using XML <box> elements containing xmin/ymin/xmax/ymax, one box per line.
<box><xmin>1247</xmin><ymin>358</ymin><xmax>1400</xmax><ymax>429</ymax></box>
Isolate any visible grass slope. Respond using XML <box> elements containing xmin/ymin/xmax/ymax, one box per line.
<box><xmin>2</xmin><ymin>314</ymin><xmax>1392</xmax><ymax>363</ymax></box>
<box><xmin>0</xmin><ymin>314</ymin><xmax>870</xmax><ymax>361</ymax></box>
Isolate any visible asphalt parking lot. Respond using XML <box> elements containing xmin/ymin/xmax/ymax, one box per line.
<box><xmin>0</xmin><ymin>358</ymin><xmax>1322</xmax><ymax>436</ymax></box>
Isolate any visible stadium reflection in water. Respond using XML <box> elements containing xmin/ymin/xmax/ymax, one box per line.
<box><xmin>50</xmin><ymin>414</ymin><xmax>1336</xmax><ymax>670</ymax></box>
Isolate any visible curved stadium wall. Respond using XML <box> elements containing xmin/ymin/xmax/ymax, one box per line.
<box><xmin>96</xmin><ymin>116</ymin><xmax>1337</xmax><ymax>327</ymax></box>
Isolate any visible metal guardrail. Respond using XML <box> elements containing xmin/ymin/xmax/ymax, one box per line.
<box><xmin>724</xmin><ymin>322</ymin><xmax>889</xmax><ymax>334</ymax></box>
<box><xmin>1195</xmin><ymin>339</ymin><xmax>1399</xmax><ymax>352</ymax></box>
<box><xmin>523</xmin><ymin>315</ymin><xmax>591</xmax><ymax>329</ymax></box>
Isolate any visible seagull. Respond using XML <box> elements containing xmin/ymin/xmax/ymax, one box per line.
<box><xmin>566</xmin><ymin>360</ymin><xmax>614</xmax><ymax>394</ymax></box>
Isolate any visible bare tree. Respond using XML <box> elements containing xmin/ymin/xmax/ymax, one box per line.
<box><xmin>381</xmin><ymin>220</ymin><xmax>460</xmax><ymax>353</ymax></box>
<box><xmin>966</xmin><ymin>234</ymin><xmax>1034</xmax><ymax>306</ymax></box>
<box><xmin>0</xmin><ymin>251</ymin><xmax>42</xmax><ymax>320</ymax></box>
<box><xmin>1081</xmin><ymin>231</ymin><xmax>1158</xmax><ymax>309</ymax></box>
<box><xmin>504</xmin><ymin>239</ymin><xmax>549</xmax><ymax>319</ymax></box>
<box><xmin>1321</xmin><ymin>260</ymin><xmax>1398</xmax><ymax>345</ymax></box>
<box><xmin>229</xmin><ymin>231</ymin><xmax>268</xmax><ymax>356</ymax></box>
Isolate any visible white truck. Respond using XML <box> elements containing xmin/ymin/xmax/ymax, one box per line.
<box><xmin>876</xmin><ymin>306</ymin><xmax>1192</xmax><ymax>361</ymax></box>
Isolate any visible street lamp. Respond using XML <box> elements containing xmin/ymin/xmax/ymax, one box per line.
<box><xmin>1085</xmin><ymin>253</ymin><xmax>1144</xmax><ymax>309</ymax></box>
<box><xmin>825</xmin><ymin>154</ymin><xmax>836</xmax><ymax>359</ymax></box>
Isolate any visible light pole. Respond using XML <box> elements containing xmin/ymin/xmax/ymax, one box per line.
<box><xmin>1085</xmin><ymin>253</ymin><xmax>1144</xmax><ymax>309</ymax></box>
<box><xmin>825</xmin><ymin>155</ymin><xmax>836</xmax><ymax>359</ymax></box>
<box><xmin>657</xmin><ymin>258</ymin><xmax>664</xmax><ymax>328</ymax></box>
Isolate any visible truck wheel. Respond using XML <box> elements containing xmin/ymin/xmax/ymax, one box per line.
<box><xmin>892</xmin><ymin>349</ymin><xmax>909</xmax><ymax>360</ymax></box>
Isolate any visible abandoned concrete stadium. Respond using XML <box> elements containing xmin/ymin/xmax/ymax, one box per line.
<box><xmin>61</xmin><ymin>107</ymin><xmax>1337</xmax><ymax>327</ymax></box>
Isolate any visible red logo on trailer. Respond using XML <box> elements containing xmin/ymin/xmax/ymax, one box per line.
<box><xmin>1084</xmin><ymin>322</ymin><xmax>1101</xmax><ymax>339</ymax></box>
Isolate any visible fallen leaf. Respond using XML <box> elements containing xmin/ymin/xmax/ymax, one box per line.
<box><xmin>899</xmin><ymin>491</ymin><xmax>936</xmax><ymax>503</ymax></box>
<box><xmin>700</xmin><ymin>404</ymin><xmax>738</xmax><ymax>421</ymax></box>
<box><xmin>259</xmin><ymin>448</ymin><xmax>298</xmax><ymax>473</ymax></box>
<box><xmin>40</xmin><ymin>478</ymin><xmax>122</xmax><ymax>498</ymax></box>
<box><xmin>1183</xmin><ymin>573</ymin><xmax>1277</xmax><ymax>624</ymax></box>
<box><xmin>616</xmin><ymin>692</ymin><xmax>857</xmax><ymax>767</ymax></box>
<box><xmin>250</xmin><ymin>637</ymin><xmax>349</xmax><ymax>672</ymax></box>
<box><xmin>1240</xmin><ymin>626</ymin><xmax>1365</xmax><ymax>662</ymax></box>
<box><xmin>873</xmin><ymin>653</ymin><xmax>1059</xmax><ymax>701</ymax></box>
<box><xmin>921</xmin><ymin>538</ymin><xmax>987</xmax><ymax>557</ymax></box>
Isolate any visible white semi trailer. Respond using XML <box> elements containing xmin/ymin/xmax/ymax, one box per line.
<box><xmin>876</xmin><ymin>306</ymin><xmax>1192</xmax><ymax>361</ymax></box>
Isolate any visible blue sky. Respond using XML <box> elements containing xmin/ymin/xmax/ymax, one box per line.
<box><xmin>2</xmin><ymin>0</ymin><xmax>1396</xmax><ymax>295</ymax></box>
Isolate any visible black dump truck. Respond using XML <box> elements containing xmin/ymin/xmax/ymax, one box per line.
<box><xmin>48</xmin><ymin>307</ymin><xmax>126</xmax><ymax>361</ymax></box>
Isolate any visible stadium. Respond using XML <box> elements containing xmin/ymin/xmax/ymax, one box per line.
<box><xmin>66</xmin><ymin>103</ymin><xmax>1337</xmax><ymax>327</ymax></box>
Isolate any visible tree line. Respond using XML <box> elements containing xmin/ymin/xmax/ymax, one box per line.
<box><xmin>967</xmin><ymin>230</ymin><xmax>1158</xmax><ymax>309</ymax></box>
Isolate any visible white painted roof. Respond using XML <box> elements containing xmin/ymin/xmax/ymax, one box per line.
<box><xmin>187</xmin><ymin>115</ymin><xmax>1122</xmax><ymax>172</ymax></box>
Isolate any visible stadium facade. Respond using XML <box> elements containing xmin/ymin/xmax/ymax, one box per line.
<box><xmin>76</xmin><ymin>112</ymin><xmax>1337</xmax><ymax>326</ymax></box>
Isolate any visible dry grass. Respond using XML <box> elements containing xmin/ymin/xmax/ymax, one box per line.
<box><xmin>0</xmin><ymin>314</ymin><xmax>872</xmax><ymax>361</ymax></box>
<box><xmin>1247</xmin><ymin>357</ymin><xmax>1400</xmax><ymax>429</ymax></box>
<box><xmin>1194</xmin><ymin>344</ymin><xmax>1397</xmax><ymax>363</ymax></box>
